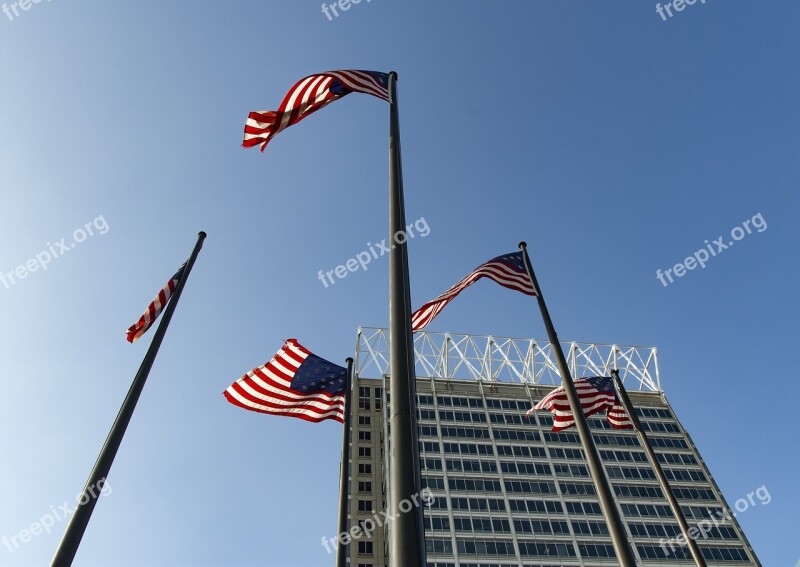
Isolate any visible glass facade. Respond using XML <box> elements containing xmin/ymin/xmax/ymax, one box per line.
<box><xmin>347</xmin><ymin>378</ymin><xmax>760</xmax><ymax>567</ymax></box>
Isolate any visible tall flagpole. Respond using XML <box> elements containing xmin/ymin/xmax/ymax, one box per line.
<box><xmin>335</xmin><ymin>358</ymin><xmax>354</xmax><ymax>567</ymax></box>
<box><xmin>387</xmin><ymin>71</ymin><xmax>426</xmax><ymax>567</ymax></box>
<box><xmin>518</xmin><ymin>242</ymin><xmax>636</xmax><ymax>565</ymax></box>
<box><xmin>611</xmin><ymin>370</ymin><xmax>707</xmax><ymax>566</ymax></box>
<box><xmin>51</xmin><ymin>231</ymin><xmax>207</xmax><ymax>567</ymax></box>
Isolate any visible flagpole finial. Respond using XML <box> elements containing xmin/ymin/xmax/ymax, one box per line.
<box><xmin>198</xmin><ymin>231</ymin><xmax>207</xmax><ymax>239</ymax></box>
<box><xmin>345</xmin><ymin>357</ymin><xmax>353</xmax><ymax>365</ymax></box>
<box><xmin>518</xmin><ymin>241</ymin><xmax>527</xmax><ymax>250</ymax></box>
<box><xmin>389</xmin><ymin>71</ymin><xmax>398</xmax><ymax>80</ymax></box>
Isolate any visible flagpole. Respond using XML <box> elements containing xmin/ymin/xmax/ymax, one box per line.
<box><xmin>387</xmin><ymin>71</ymin><xmax>426</xmax><ymax>567</ymax></box>
<box><xmin>611</xmin><ymin>370</ymin><xmax>707</xmax><ymax>566</ymax></box>
<box><xmin>335</xmin><ymin>358</ymin><xmax>354</xmax><ymax>567</ymax></box>
<box><xmin>518</xmin><ymin>242</ymin><xmax>636</xmax><ymax>565</ymax></box>
<box><xmin>51</xmin><ymin>231</ymin><xmax>207</xmax><ymax>567</ymax></box>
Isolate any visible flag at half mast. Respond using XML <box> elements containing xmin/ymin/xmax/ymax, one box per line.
<box><xmin>125</xmin><ymin>263</ymin><xmax>186</xmax><ymax>344</ymax></box>
<box><xmin>224</xmin><ymin>339</ymin><xmax>347</xmax><ymax>423</ymax></box>
<box><xmin>528</xmin><ymin>376</ymin><xmax>632</xmax><ymax>431</ymax></box>
<box><xmin>411</xmin><ymin>252</ymin><xmax>536</xmax><ymax>332</ymax></box>
<box><xmin>243</xmin><ymin>70</ymin><xmax>389</xmax><ymax>151</ymax></box>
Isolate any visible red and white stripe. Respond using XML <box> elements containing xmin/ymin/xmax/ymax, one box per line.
<box><xmin>605</xmin><ymin>404</ymin><xmax>633</xmax><ymax>430</ymax></box>
<box><xmin>243</xmin><ymin>70</ymin><xmax>389</xmax><ymax>151</ymax></box>
<box><xmin>528</xmin><ymin>378</ymin><xmax>618</xmax><ymax>432</ymax></box>
<box><xmin>223</xmin><ymin>339</ymin><xmax>345</xmax><ymax>424</ymax></box>
<box><xmin>411</xmin><ymin>259</ymin><xmax>536</xmax><ymax>332</ymax></box>
<box><xmin>125</xmin><ymin>267</ymin><xmax>183</xmax><ymax>344</ymax></box>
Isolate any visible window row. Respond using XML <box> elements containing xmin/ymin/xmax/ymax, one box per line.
<box><xmin>592</xmin><ymin>433</ymin><xmax>642</xmax><ymax>447</ymax></box>
<box><xmin>552</xmin><ymin>463</ymin><xmax>589</xmax><ymax>478</ymax></box>
<box><xmin>494</xmin><ymin>428</ymin><xmax>540</xmax><ymax>442</ymax></box>
<box><xmin>664</xmin><ymin>467</ymin><xmax>707</xmax><ymax>483</ymax></box>
<box><xmin>606</xmin><ymin>465</ymin><xmax>656</xmax><ymax>481</ymax></box>
<box><xmin>417</xmin><ymin>396</ymin><xmax>672</xmax><ymax>419</ymax></box>
<box><xmin>505</xmin><ymin>480</ymin><xmax>558</xmax><ymax>495</ymax></box>
<box><xmin>518</xmin><ymin>542</ymin><xmax>576</xmax><ymax>558</ymax></box>
<box><xmin>621</xmin><ymin>502</ymin><xmax>674</xmax><ymax>518</ymax></box>
<box><xmin>508</xmin><ymin>499</ymin><xmax>564</xmax><ymax>515</ymax></box>
<box><xmin>614</xmin><ymin>484</ymin><xmax>663</xmax><ymax>500</ymax></box>
<box><xmin>571</xmin><ymin>520</ymin><xmax>609</xmax><ymax>536</ymax></box>
<box><xmin>447</xmin><ymin>477</ymin><xmax>502</xmax><ymax>492</ymax></box>
<box><xmin>601</xmin><ymin>448</ymin><xmax>698</xmax><ymax>467</ymax></box>
<box><xmin>447</xmin><ymin>458</ymin><xmax>497</xmax><ymax>474</ymax></box>
<box><xmin>635</xmin><ymin>407</ymin><xmax>672</xmax><ymax>419</ymax></box>
<box><xmin>587</xmin><ymin>416</ymin><xmax>679</xmax><ymax>434</ymax></box>
<box><xmin>628</xmin><ymin>522</ymin><xmax>738</xmax><ymax>541</ymax></box>
<box><xmin>501</xmin><ymin>461</ymin><xmax>552</xmax><ymax>476</ymax></box>
<box><xmin>419</xmin><ymin>425</ymin><xmax>492</xmax><ymax>439</ymax></box>
<box><xmin>637</xmin><ymin>544</ymin><xmax>749</xmax><ymax>562</ymax></box>
<box><xmin>559</xmin><ymin>482</ymin><xmax>596</xmax><ymax>496</ymax></box>
<box><xmin>419</xmin><ymin>409</ymin><xmax>488</xmax><ymax>423</ymax></box>
<box><xmin>498</xmin><ymin>445</ymin><xmax>547</xmax><ymax>459</ymax></box>
<box><xmin>490</xmin><ymin>412</ymin><xmax>526</xmax><ymax>425</ymax></box>
<box><xmin>617</xmin><ymin>483</ymin><xmax>715</xmax><ymax>502</ymax></box>
<box><xmin>442</xmin><ymin>442</ymin><xmax>494</xmax><ymax>456</ymax></box>
<box><xmin>426</xmin><ymin>515</ymin><xmax>512</xmax><ymax>534</ymax></box>
<box><xmin>448</xmin><ymin>496</ymin><xmax>506</xmax><ymax>512</ymax></box>
<box><xmin>564</xmin><ymin>500</ymin><xmax>602</xmax><ymax>516</ymax></box>
<box><xmin>682</xmin><ymin>505</ymin><xmax>725</xmax><ymax>520</ymax></box>
<box><xmin>457</xmin><ymin>539</ymin><xmax>516</xmax><ymax>556</ymax></box>
<box><xmin>513</xmin><ymin>518</ymin><xmax>570</xmax><ymax>535</ymax></box>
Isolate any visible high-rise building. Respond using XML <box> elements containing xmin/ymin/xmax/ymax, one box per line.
<box><xmin>342</xmin><ymin>328</ymin><xmax>761</xmax><ymax>566</ymax></box>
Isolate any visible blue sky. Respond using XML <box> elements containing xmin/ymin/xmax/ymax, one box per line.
<box><xmin>0</xmin><ymin>1</ymin><xmax>797</xmax><ymax>565</ymax></box>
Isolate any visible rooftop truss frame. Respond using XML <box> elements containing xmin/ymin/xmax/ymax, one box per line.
<box><xmin>355</xmin><ymin>327</ymin><xmax>660</xmax><ymax>392</ymax></box>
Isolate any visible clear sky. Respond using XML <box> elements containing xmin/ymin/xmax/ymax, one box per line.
<box><xmin>1</xmin><ymin>1</ymin><xmax>797</xmax><ymax>566</ymax></box>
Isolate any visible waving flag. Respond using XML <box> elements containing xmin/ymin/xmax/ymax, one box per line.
<box><xmin>528</xmin><ymin>376</ymin><xmax>632</xmax><ymax>431</ymax></box>
<box><xmin>411</xmin><ymin>252</ymin><xmax>536</xmax><ymax>332</ymax></box>
<box><xmin>224</xmin><ymin>339</ymin><xmax>347</xmax><ymax>423</ymax></box>
<box><xmin>605</xmin><ymin>403</ymin><xmax>633</xmax><ymax>430</ymax></box>
<box><xmin>125</xmin><ymin>264</ymin><xmax>186</xmax><ymax>344</ymax></box>
<box><xmin>243</xmin><ymin>70</ymin><xmax>390</xmax><ymax>151</ymax></box>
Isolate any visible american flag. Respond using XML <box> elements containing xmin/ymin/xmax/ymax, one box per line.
<box><xmin>528</xmin><ymin>376</ymin><xmax>632</xmax><ymax>431</ymax></box>
<box><xmin>411</xmin><ymin>252</ymin><xmax>537</xmax><ymax>332</ymax></box>
<box><xmin>606</xmin><ymin>403</ymin><xmax>633</xmax><ymax>430</ymax></box>
<box><xmin>243</xmin><ymin>70</ymin><xmax>390</xmax><ymax>151</ymax></box>
<box><xmin>125</xmin><ymin>264</ymin><xmax>185</xmax><ymax>344</ymax></box>
<box><xmin>223</xmin><ymin>339</ymin><xmax>347</xmax><ymax>424</ymax></box>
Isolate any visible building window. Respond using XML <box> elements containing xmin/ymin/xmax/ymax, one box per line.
<box><xmin>358</xmin><ymin>463</ymin><xmax>372</xmax><ymax>474</ymax></box>
<box><xmin>358</xmin><ymin>416</ymin><xmax>371</xmax><ymax>426</ymax></box>
<box><xmin>358</xmin><ymin>447</ymin><xmax>371</xmax><ymax>458</ymax></box>
<box><xmin>359</xmin><ymin>387</ymin><xmax>371</xmax><ymax>411</ymax></box>
<box><xmin>358</xmin><ymin>500</ymin><xmax>373</xmax><ymax>512</ymax></box>
<box><xmin>358</xmin><ymin>481</ymin><xmax>372</xmax><ymax>493</ymax></box>
<box><xmin>358</xmin><ymin>541</ymin><xmax>374</xmax><ymax>555</ymax></box>
<box><xmin>374</xmin><ymin>387</ymin><xmax>383</xmax><ymax>410</ymax></box>
<box><xmin>358</xmin><ymin>430</ymin><xmax>372</xmax><ymax>441</ymax></box>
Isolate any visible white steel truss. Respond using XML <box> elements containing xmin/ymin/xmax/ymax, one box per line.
<box><xmin>355</xmin><ymin>327</ymin><xmax>661</xmax><ymax>392</ymax></box>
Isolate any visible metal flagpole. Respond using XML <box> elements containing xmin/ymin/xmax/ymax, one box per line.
<box><xmin>335</xmin><ymin>358</ymin><xmax>354</xmax><ymax>567</ymax></box>
<box><xmin>51</xmin><ymin>231</ymin><xmax>207</xmax><ymax>567</ymax></box>
<box><xmin>518</xmin><ymin>242</ymin><xmax>636</xmax><ymax>565</ymax></box>
<box><xmin>387</xmin><ymin>71</ymin><xmax>426</xmax><ymax>567</ymax></box>
<box><xmin>611</xmin><ymin>370</ymin><xmax>707</xmax><ymax>566</ymax></box>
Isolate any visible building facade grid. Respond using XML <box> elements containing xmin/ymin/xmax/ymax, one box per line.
<box><xmin>346</xmin><ymin>369</ymin><xmax>760</xmax><ymax>567</ymax></box>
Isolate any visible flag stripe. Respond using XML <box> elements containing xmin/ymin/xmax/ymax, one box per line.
<box><xmin>243</xmin><ymin>70</ymin><xmax>389</xmax><ymax>151</ymax></box>
<box><xmin>223</xmin><ymin>339</ymin><xmax>346</xmax><ymax>424</ymax></box>
<box><xmin>606</xmin><ymin>404</ymin><xmax>633</xmax><ymax>430</ymax></box>
<box><xmin>125</xmin><ymin>264</ymin><xmax>185</xmax><ymax>344</ymax></box>
<box><xmin>528</xmin><ymin>376</ymin><xmax>632</xmax><ymax>432</ymax></box>
<box><xmin>412</xmin><ymin>252</ymin><xmax>536</xmax><ymax>332</ymax></box>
